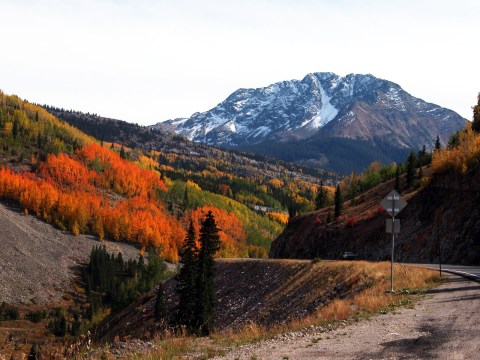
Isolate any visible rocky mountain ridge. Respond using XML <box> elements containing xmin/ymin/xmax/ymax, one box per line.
<box><xmin>153</xmin><ymin>72</ymin><xmax>466</xmax><ymax>173</ymax></box>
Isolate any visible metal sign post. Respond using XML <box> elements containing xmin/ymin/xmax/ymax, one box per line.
<box><xmin>380</xmin><ymin>190</ymin><xmax>407</xmax><ymax>292</ymax></box>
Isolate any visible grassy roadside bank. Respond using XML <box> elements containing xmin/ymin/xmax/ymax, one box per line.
<box><xmin>92</xmin><ymin>260</ymin><xmax>441</xmax><ymax>359</ymax></box>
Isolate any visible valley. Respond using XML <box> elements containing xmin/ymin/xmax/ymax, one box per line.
<box><xmin>1</xmin><ymin>1</ymin><xmax>478</xmax><ymax>358</ymax></box>
<box><xmin>0</xmin><ymin>85</ymin><xmax>478</xmax><ymax>359</ymax></box>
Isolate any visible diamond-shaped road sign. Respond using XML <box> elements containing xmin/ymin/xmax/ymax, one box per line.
<box><xmin>380</xmin><ymin>190</ymin><xmax>407</xmax><ymax>218</ymax></box>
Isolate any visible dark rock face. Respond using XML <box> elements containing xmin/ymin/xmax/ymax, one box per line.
<box><xmin>153</xmin><ymin>72</ymin><xmax>466</xmax><ymax>173</ymax></box>
<box><xmin>269</xmin><ymin>166</ymin><xmax>480</xmax><ymax>265</ymax></box>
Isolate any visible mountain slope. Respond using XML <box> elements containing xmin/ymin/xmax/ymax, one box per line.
<box><xmin>153</xmin><ymin>73</ymin><xmax>466</xmax><ymax>173</ymax></box>
<box><xmin>0</xmin><ymin>91</ymin><xmax>300</xmax><ymax>262</ymax></box>
<box><xmin>44</xmin><ymin>106</ymin><xmax>341</xmax><ymax>218</ymax></box>
<box><xmin>269</xmin><ymin>160</ymin><xmax>480</xmax><ymax>265</ymax></box>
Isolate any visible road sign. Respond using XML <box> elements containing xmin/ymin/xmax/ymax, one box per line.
<box><xmin>380</xmin><ymin>190</ymin><xmax>407</xmax><ymax>217</ymax></box>
<box><xmin>380</xmin><ymin>190</ymin><xmax>407</xmax><ymax>293</ymax></box>
<box><xmin>386</xmin><ymin>219</ymin><xmax>400</xmax><ymax>234</ymax></box>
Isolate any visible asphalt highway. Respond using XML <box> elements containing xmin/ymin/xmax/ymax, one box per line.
<box><xmin>426</xmin><ymin>264</ymin><xmax>480</xmax><ymax>282</ymax></box>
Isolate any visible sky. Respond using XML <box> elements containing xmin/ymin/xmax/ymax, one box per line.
<box><xmin>1</xmin><ymin>0</ymin><xmax>478</xmax><ymax>125</ymax></box>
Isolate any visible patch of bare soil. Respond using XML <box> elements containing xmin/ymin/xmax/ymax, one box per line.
<box><xmin>214</xmin><ymin>275</ymin><xmax>480</xmax><ymax>359</ymax></box>
<box><xmin>0</xmin><ymin>201</ymin><xmax>140</xmax><ymax>305</ymax></box>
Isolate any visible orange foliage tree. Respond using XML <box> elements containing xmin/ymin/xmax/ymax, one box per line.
<box><xmin>77</xmin><ymin>144</ymin><xmax>166</xmax><ymax>197</ymax></box>
<box><xmin>431</xmin><ymin>123</ymin><xmax>480</xmax><ymax>174</ymax></box>
<box><xmin>185</xmin><ymin>205</ymin><xmax>247</xmax><ymax>258</ymax></box>
<box><xmin>0</xmin><ymin>142</ymin><xmax>183</xmax><ymax>262</ymax></box>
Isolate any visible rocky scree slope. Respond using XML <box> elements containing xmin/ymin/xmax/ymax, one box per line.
<box><xmin>269</xmin><ymin>164</ymin><xmax>480</xmax><ymax>265</ymax></box>
<box><xmin>153</xmin><ymin>72</ymin><xmax>465</xmax><ymax>173</ymax></box>
<box><xmin>0</xmin><ymin>201</ymin><xmax>139</xmax><ymax>305</ymax></box>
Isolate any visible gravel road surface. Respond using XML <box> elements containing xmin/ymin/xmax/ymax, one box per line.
<box><xmin>216</xmin><ymin>275</ymin><xmax>480</xmax><ymax>359</ymax></box>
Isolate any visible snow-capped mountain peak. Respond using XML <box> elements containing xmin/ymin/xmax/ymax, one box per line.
<box><xmin>150</xmin><ymin>72</ymin><xmax>465</xmax><ymax>171</ymax></box>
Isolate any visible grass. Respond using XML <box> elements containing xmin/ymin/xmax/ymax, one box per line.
<box><xmin>94</xmin><ymin>261</ymin><xmax>441</xmax><ymax>359</ymax></box>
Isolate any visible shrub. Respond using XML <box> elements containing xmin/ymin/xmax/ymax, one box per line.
<box><xmin>0</xmin><ymin>305</ymin><xmax>19</xmax><ymax>321</ymax></box>
<box><xmin>346</xmin><ymin>214</ymin><xmax>358</xmax><ymax>227</ymax></box>
<box><xmin>25</xmin><ymin>310</ymin><xmax>47</xmax><ymax>323</ymax></box>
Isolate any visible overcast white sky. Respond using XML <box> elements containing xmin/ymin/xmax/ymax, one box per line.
<box><xmin>1</xmin><ymin>0</ymin><xmax>478</xmax><ymax>125</ymax></box>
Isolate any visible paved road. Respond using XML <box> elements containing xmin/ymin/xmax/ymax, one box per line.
<box><xmin>439</xmin><ymin>265</ymin><xmax>480</xmax><ymax>281</ymax></box>
<box><xmin>424</xmin><ymin>264</ymin><xmax>480</xmax><ymax>282</ymax></box>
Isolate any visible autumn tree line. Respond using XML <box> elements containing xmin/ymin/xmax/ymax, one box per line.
<box><xmin>0</xmin><ymin>91</ymin><xmax>292</xmax><ymax>260</ymax></box>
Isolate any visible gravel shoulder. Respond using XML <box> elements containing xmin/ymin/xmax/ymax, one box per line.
<box><xmin>215</xmin><ymin>275</ymin><xmax>480</xmax><ymax>359</ymax></box>
<box><xmin>0</xmin><ymin>201</ymin><xmax>140</xmax><ymax>305</ymax></box>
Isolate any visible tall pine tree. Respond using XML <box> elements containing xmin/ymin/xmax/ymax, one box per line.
<box><xmin>195</xmin><ymin>211</ymin><xmax>220</xmax><ymax>335</ymax></box>
<box><xmin>176</xmin><ymin>221</ymin><xmax>198</xmax><ymax>331</ymax></box>
<box><xmin>155</xmin><ymin>282</ymin><xmax>167</xmax><ymax>321</ymax></box>
<box><xmin>406</xmin><ymin>151</ymin><xmax>416</xmax><ymax>188</ymax></box>
<box><xmin>434</xmin><ymin>135</ymin><xmax>441</xmax><ymax>152</ymax></box>
<box><xmin>315</xmin><ymin>180</ymin><xmax>328</xmax><ymax>210</ymax></box>
<box><xmin>334</xmin><ymin>185</ymin><xmax>343</xmax><ymax>219</ymax></box>
<box><xmin>473</xmin><ymin>93</ymin><xmax>480</xmax><ymax>133</ymax></box>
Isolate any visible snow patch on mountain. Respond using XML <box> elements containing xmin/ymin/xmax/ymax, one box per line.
<box><xmin>305</xmin><ymin>85</ymin><xmax>338</xmax><ymax>129</ymax></box>
<box><xmin>385</xmin><ymin>87</ymin><xmax>406</xmax><ymax>112</ymax></box>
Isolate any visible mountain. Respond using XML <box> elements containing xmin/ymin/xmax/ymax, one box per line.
<box><xmin>152</xmin><ymin>73</ymin><xmax>466</xmax><ymax>173</ymax></box>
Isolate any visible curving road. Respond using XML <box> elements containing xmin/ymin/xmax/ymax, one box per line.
<box><xmin>430</xmin><ymin>264</ymin><xmax>480</xmax><ymax>282</ymax></box>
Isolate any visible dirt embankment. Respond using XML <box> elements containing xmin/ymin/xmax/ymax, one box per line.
<box><xmin>270</xmin><ymin>164</ymin><xmax>480</xmax><ymax>265</ymax></box>
<box><xmin>214</xmin><ymin>275</ymin><xmax>480</xmax><ymax>360</ymax></box>
<box><xmin>0</xmin><ymin>200</ymin><xmax>140</xmax><ymax>305</ymax></box>
<box><xmin>94</xmin><ymin>259</ymin><xmax>375</xmax><ymax>342</ymax></box>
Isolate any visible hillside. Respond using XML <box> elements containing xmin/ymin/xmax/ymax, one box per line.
<box><xmin>0</xmin><ymin>200</ymin><xmax>139</xmax><ymax>305</ymax></box>
<box><xmin>270</xmin><ymin>136</ymin><xmax>480</xmax><ymax>265</ymax></box>
<box><xmin>0</xmin><ymin>90</ymin><xmax>295</xmax><ymax>260</ymax></box>
<box><xmin>92</xmin><ymin>259</ymin><xmax>436</xmax><ymax>344</ymax></box>
<box><xmin>154</xmin><ymin>72</ymin><xmax>466</xmax><ymax>173</ymax></box>
<box><xmin>43</xmin><ymin>105</ymin><xmax>338</xmax><ymax>215</ymax></box>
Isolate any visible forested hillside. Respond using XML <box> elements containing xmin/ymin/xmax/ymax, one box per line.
<box><xmin>0</xmin><ymin>91</ymin><xmax>300</xmax><ymax>260</ymax></box>
<box><xmin>44</xmin><ymin>106</ymin><xmax>339</xmax><ymax>216</ymax></box>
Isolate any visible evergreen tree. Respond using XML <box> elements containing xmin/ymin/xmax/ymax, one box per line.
<box><xmin>473</xmin><ymin>93</ymin><xmax>480</xmax><ymax>133</ymax></box>
<box><xmin>326</xmin><ymin>212</ymin><xmax>332</xmax><ymax>224</ymax></box>
<box><xmin>12</xmin><ymin>119</ymin><xmax>19</xmax><ymax>139</ymax></box>
<box><xmin>195</xmin><ymin>211</ymin><xmax>220</xmax><ymax>335</ymax></box>
<box><xmin>155</xmin><ymin>282</ymin><xmax>167</xmax><ymax>321</ymax></box>
<box><xmin>406</xmin><ymin>151</ymin><xmax>416</xmax><ymax>188</ymax></box>
<box><xmin>176</xmin><ymin>221</ymin><xmax>198</xmax><ymax>331</ymax></box>
<box><xmin>448</xmin><ymin>131</ymin><xmax>460</xmax><ymax>149</ymax></box>
<box><xmin>120</xmin><ymin>145</ymin><xmax>126</xmax><ymax>159</ymax></box>
<box><xmin>334</xmin><ymin>185</ymin><xmax>342</xmax><ymax>219</ymax></box>
<box><xmin>418</xmin><ymin>165</ymin><xmax>423</xmax><ymax>180</ymax></box>
<box><xmin>394</xmin><ymin>165</ymin><xmax>401</xmax><ymax>192</ymax></box>
<box><xmin>434</xmin><ymin>135</ymin><xmax>441</xmax><ymax>152</ymax></box>
<box><xmin>315</xmin><ymin>180</ymin><xmax>328</xmax><ymax>210</ymax></box>
<box><xmin>183</xmin><ymin>185</ymin><xmax>190</xmax><ymax>210</ymax></box>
